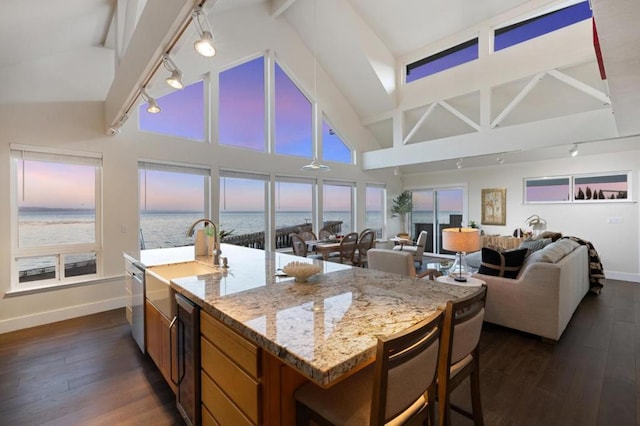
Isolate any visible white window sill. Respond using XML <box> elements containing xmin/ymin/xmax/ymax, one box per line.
<box><xmin>5</xmin><ymin>274</ymin><xmax>125</xmax><ymax>297</ymax></box>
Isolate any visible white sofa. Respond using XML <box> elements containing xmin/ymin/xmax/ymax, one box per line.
<box><xmin>472</xmin><ymin>241</ymin><xmax>590</xmax><ymax>342</ymax></box>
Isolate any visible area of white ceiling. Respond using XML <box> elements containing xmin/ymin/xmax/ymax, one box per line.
<box><xmin>0</xmin><ymin>0</ymin><xmax>114</xmax><ymax>70</ymax></box>
<box><xmin>1</xmin><ymin>0</ymin><xmax>638</xmax><ymax>173</ymax></box>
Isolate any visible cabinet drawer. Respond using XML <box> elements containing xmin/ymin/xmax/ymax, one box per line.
<box><xmin>200</xmin><ymin>311</ymin><xmax>259</xmax><ymax>378</ymax></box>
<box><xmin>201</xmin><ymin>338</ymin><xmax>260</xmax><ymax>424</ymax></box>
<box><xmin>202</xmin><ymin>371</ymin><xmax>254</xmax><ymax>426</ymax></box>
<box><xmin>202</xmin><ymin>404</ymin><xmax>219</xmax><ymax>426</ymax></box>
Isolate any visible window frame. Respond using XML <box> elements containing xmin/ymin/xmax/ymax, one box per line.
<box><xmin>405</xmin><ymin>37</ymin><xmax>479</xmax><ymax>84</ymax></box>
<box><xmin>138</xmin><ymin>161</ymin><xmax>211</xmax><ymax>250</ymax></box>
<box><xmin>524</xmin><ymin>171</ymin><xmax>632</xmax><ymax>204</ymax></box>
<box><xmin>322</xmin><ymin>180</ymin><xmax>356</xmax><ymax>234</ymax></box>
<box><xmin>10</xmin><ymin>145</ymin><xmax>103</xmax><ymax>290</ymax></box>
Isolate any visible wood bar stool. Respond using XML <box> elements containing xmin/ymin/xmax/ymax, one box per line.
<box><xmin>295</xmin><ymin>311</ymin><xmax>444</xmax><ymax>426</ymax></box>
<box><xmin>437</xmin><ymin>284</ymin><xmax>487</xmax><ymax>426</ymax></box>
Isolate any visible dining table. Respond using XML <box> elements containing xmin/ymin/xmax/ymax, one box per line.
<box><xmin>389</xmin><ymin>236</ymin><xmax>412</xmax><ymax>249</ymax></box>
<box><xmin>306</xmin><ymin>239</ymin><xmax>342</xmax><ymax>260</ymax></box>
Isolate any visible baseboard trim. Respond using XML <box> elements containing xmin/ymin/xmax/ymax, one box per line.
<box><xmin>605</xmin><ymin>271</ymin><xmax>640</xmax><ymax>283</ymax></box>
<box><xmin>0</xmin><ymin>296</ymin><xmax>127</xmax><ymax>334</ymax></box>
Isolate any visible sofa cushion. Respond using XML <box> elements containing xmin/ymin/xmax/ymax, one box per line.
<box><xmin>518</xmin><ymin>237</ymin><xmax>551</xmax><ymax>257</ymax></box>
<box><xmin>478</xmin><ymin>248</ymin><xmax>528</xmax><ymax>278</ymax></box>
<box><xmin>538</xmin><ymin>239</ymin><xmax>580</xmax><ymax>263</ymax></box>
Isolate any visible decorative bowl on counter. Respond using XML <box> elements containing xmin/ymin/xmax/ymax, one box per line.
<box><xmin>282</xmin><ymin>261</ymin><xmax>322</xmax><ymax>283</ymax></box>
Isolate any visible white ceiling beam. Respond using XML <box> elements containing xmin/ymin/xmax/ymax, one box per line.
<box><xmin>491</xmin><ymin>72</ymin><xmax>546</xmax><ymax>129</ymax></box>
<box><xmin>547</xmin><ymin>69</ymin><xmax>611</xmax><ymax>105</ymax></box>
<box><xmin>362</xmin><ymin>108</ymin><xmax>617</xmax><ymax>170</ymax></box>
<box><xmin>590</xmin><ymin>0</ymin><xmax>640</xmax><ymax>136</ymax></box>
<box><xmin>104</xmin><ymin>0</ymin><xmax>196</xmax><ymax>133</ymax></box>
<box><xmin>438</xmin><ymin>100</ymin><xmax>481</xmax><ymax>132</ymax></box>
<box><xmin>403</xmin><ymin>103</ymin><xmax>437</xmax><ymax>145</ymax></box>
<box><xmin>271</xmin><ymin>0</ymin><xmax>298</xmax><ymax>18</ymax></box>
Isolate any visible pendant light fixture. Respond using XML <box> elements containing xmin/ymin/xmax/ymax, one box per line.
<box><xmin>192</xmin><ymin>6</ymin><xmax>216</xmax><ymax>57</ymax></box>
<box><xmin>140</xmin><ymin>87</ymin><xmax>161</xmax><ymax>114</ymax></box>
<box><xmin>301</xmin><ymin>0</ymin><xmax>330</xmax><ymax>172</ymax></box>
<box><xmin>569</xmin><ymin>144</ymin><xmax>579</xmax><ymax>157</ymax></box>
<box><xmin>162</xmin><ymin>54</ymin><xmax>184</xmax><ymax>89</ymax></box>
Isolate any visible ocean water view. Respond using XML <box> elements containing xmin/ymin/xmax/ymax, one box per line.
<box><xmin>16</xmin><ymin>209</ymin><xmax>459</xmax><ymax>272</ymax></box>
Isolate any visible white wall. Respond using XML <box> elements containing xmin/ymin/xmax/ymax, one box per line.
<box><xmin>401</xmin><ymin>146</ymin><xmax>640</xmax><ymax>282</ymax></box>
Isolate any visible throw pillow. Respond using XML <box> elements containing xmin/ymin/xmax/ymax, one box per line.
<box><xmin>478</xmin><ymin>247</ymin><xmax>528</xmax><ymax>279</ymax></box>
<box><xmin>518</xmin><ymin>238</ymin><xmax>551</xmax><ymax>257</ymax></box>
<box><xmin>465</xmin><ymin>251</ymin><xmax>482</xmax><ymax>269</ymax></box>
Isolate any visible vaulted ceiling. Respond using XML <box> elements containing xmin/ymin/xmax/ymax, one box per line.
<box><xmin>2</xmin><ymin>0</ymin><xmax>638</xmax><ymax>173</ymax></box>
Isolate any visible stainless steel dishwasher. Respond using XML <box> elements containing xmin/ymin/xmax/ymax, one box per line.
<box><xmin>130</xmin><ymin>262</ymin><xmax>146</xmax><ymax>353</ymax></box>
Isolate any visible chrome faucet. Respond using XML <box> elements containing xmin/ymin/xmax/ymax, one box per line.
<box><xmin>186</xmin><ymin>219</ymin><xmax>221</xmax><ymax>266</ymax></box>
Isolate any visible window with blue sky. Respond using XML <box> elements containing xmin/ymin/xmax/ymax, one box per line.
<box><xmin>274</xmin><ymin>62</ymin><xmax>312</xmax><ymax>158</ymax></box>
<box><xmin>322</xmin><ymin>117</ymin><xmax>351</xmax><ymax>163</ymax></box>
<box><xmin>219</xmin><ymin>57</ymin><xmax>266</xmax><ymax>151</ymax></box>
<box><xmin>494</xmin><ymin>1</ymin><xmax>592</xmax><ymax>51</ymax></box>
<box><xmin>139</xmin><ymin>80</ymin><xmax>205</xmax><ymax>141</ymax></box>
<box><xmin>406</xmin><ymin>38</ymin><xmax>479</xmax><ymax>83</ymax></box>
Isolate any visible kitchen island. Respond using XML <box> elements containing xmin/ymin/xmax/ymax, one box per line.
<box><xmin>131</xmin><ymin>244</ymin><xmax>479</xmax><ymax>425</ymax></box>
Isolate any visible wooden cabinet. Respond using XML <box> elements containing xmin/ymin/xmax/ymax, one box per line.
<box><xmin>145</xmin><ymin>299</ymin><xmax>177</xmax><ymax>393</ymax></box>
<box><xmin>200</xmin><ymin>311</ymin><xmax>261</xmax><ymax>425</ymax></box>
<box><xmin>199</xmin><ymin>311</ymin><xmax>310</xmax><ymax>426</ymax></box>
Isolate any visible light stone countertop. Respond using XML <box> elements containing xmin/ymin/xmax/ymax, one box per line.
<box><xmin>132</xmin><ymin>244</ymin><xmax>480</xmax><ymax>387</ymax></box>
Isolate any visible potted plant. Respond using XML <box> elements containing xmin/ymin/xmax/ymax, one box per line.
<box><xmin>391</xmin><ymin>190</ymin><xmax>413</xmax><ymax>236</ymax></box>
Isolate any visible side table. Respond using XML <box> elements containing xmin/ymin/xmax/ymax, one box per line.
<box><xmin>436</xmin><ymin>275</ymin><xmax>485</xmax><ymax>287</ymax></box>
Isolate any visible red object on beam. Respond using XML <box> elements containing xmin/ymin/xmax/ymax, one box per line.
<box><xmin>592</xmin><ymin>18</ymin><xmax>607</xmax><ymax>80</ymax></box>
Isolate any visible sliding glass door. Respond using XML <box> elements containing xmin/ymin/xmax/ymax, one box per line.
<box><xmin>411</xmin><ymin>187</ymin><xmax>464</xmax><ymax>255</ymax></box>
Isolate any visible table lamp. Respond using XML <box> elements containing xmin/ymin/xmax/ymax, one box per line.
<box><xmin>442</xmin><ymin>227</ymin><xmax>480</xmax><ymax>282</ymax></box>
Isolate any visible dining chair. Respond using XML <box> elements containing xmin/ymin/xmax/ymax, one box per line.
<box><xmin>367</xmin><ymin>249</ymin><xmax>441</xmax><ymax>281</ymax></box>
<box><xmin>438</xmin><ymin>284</ymin><xmax>487</xmax><ymax>426</ymax></box>
<box><xmin>393</xmin><ymin>230</ymin><xmax>428</xmax><ymax>268</ymax></box>
<box><xmin>328</xmin><ymin>232</ymin><xmax>358</xmax><ymax>264</ymax></box>
<box><xmin>295</xmin><ymin>311</ymin><xmax>443</xmax><ymax>426</ymax></box>
<box><xmin>352</xmin><ymin>229</ymin><xmax>376</xmax><ymax>267</ymax></box>
<box><xmin>318</xmin><ymin>227</ymin><xmax>333</xmax><ymax>240</ymax></box>
<box><xmin>290</xmin><ymin>233</ymin><xmax>322</xmax><ymax>259</ymax></box>
<box><xmin>299</xmin><ymin>230</ymin><xmax>317</xmax><ymax>241</ymax></box>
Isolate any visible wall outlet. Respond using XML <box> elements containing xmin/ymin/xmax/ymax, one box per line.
<box><xmin>121</xmin><ymin>224</ymin><xmax>128</xmax><ymax>233</ymax></box>
<box><xmin>607</xmin><ymin>217</ymin><xmax>623</xmax><ymax>224</ymax></box>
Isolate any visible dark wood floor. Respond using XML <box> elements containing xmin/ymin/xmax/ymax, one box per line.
<box><xmin>0</xmin><ymin>278</ymin><xmax>636</xmax><ymax>425</ymax></box>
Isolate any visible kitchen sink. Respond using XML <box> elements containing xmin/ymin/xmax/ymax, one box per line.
<box><xmin>147</xmin><ymin>261</ymin><xmax>220</xmax><ymax>281</ymax></box>
<box><xmin>145</xmin><ymin>261</ymin><xmax>220</xmax><ymax>318</ymax></box>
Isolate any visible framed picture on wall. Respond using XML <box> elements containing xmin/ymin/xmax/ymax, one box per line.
<box><xmin>481</xmin><ymin>188</ymin><xmax>506</xmax><ymax>225</ymax></box>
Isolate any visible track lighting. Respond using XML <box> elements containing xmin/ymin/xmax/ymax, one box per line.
<box><xmin>456</xmin><ymin>158</ymin><xmax>463</xmax><ymax>169</ymax></box>
<box><xmin>394</xmin><ymin>166</ymin><xmax>400</xmax><ymax>176</ymax></box>
<box><xmin>569</xmin><ymin>144</ymin><xmax>579</xmax><ymax>157</ymax></box>
<box><xmin>140</xmin><ymin>87</ymin><xmax>161</xmax><ymax>114</ymax></box>
<box><xmin>192</xmin><ymin>7</ymin><xmax>216</xmax><ymax>57</ymax></box>
<box><xmin>497</xmin><ymin>153</ymin><xmax>505</xmax><ymax>164</ymax></box>
<box><xmin>162</xmin><ymin>54</ymin><xmax>183</xmax><ymax>89</ymax></box>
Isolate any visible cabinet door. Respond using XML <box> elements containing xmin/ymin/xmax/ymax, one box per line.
<box><xmin>146</xmin><ymin>299</ymin><xmax>177</xmax><ymax>393</ymax></box>
<box><xmin>160</xmin><ymin>312</ymin><xmax>178</xmax><ymax>393</ymax></box>
<box><xmin>145</xmin><ymin>299</ymin><xmax>162</xmax><ymax>367</ymax></box>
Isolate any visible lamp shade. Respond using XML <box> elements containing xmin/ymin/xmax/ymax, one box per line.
<box><xmin>442</xmin><ymin>228</ymin><xmax>480</xmax><ymax>253</ymax></box>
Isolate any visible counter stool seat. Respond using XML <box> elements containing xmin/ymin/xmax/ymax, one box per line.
<box><xmin>295</xmin><ymin>312</ymin><xmax>443</xmax><ymax>426</ymax></box>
